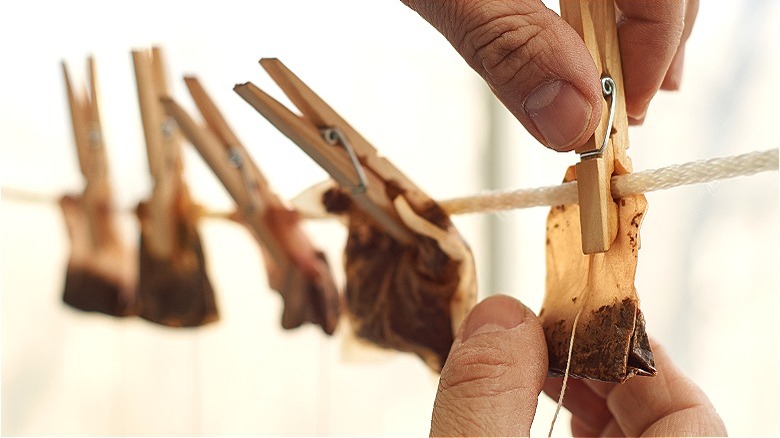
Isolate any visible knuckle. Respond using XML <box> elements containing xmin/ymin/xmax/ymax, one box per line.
<box><xmin>620</xmin><ymin>10</ymin><xmax>685</xmax><ymax>51</ymax></box>
<box><xmin>431</xmin><ymin>394</ymin><xmax>491</xmax><ymax>434</ymax></box>
<box><xmin>458</xmin><ymin>9</ymin><xmax>550</xmax><ymax>87</ymax></box>
<box><xmin>439</xmin><ymin>341</ymin><xmax>516</xmax><ymax>398</ymax></box>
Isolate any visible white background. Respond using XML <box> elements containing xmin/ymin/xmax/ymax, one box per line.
<box><xmin>1</xmin><ymin>1</ymin><xmax>777</xmax><ymax>436</ymax></box>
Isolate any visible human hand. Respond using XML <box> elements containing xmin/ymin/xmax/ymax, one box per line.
<box><xmin>430</xmin><ymin>295</ymin><xmax>726</xmax><ymax>436</ymax></box>
<box><xmin>402</xmin><ymin>0</ymin><xmax>698</xmax><ymax>151</ymax></box>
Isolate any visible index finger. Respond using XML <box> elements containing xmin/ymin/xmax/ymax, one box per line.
<box><xmin>584</xmin><ymin>341</ymin><xmax>727</xmax><ymax>436</ymax></box>
<box><xmin>614</xmin><ymin>0</ymin><xmax>686</xmax><ymax>123</ymax></box>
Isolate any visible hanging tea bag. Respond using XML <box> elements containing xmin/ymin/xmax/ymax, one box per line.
<box><xmin>540</xmin><ymin>167</ymin><xmax>655</xmax><ymax>382</ymax></box>
<box><xmin>322</xmin><ymin>186</ymin><xmax>476</xmax><ymax>371</ymax></box>
<box><xmin>135</xmin><ymin>189</ymin><xmax>218</xmax><ymax>327</ymax></box>
<box><xmin>132</xmin><ymin>47</ymin><xmax>218</xmax><ymax>327</ymax></box>
<box><xmin>60</xmin><ymin>195</ymin><xmax>135</xmax><ymax>316</ymax></box>
<box><xmin>60</xmin><ymin>59</ymin><xmax>135</xmax><ymax>317</ymax></box>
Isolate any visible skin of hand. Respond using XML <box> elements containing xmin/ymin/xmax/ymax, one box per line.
<box><xmin>430</xmin><ymin>295</ymin><xmax>727</xmax><ymax>436</ymax></box>
<box><xmin>401</xmin><ymin>0</ymin><xmax>699</xmax><ymax>151</ymax></box>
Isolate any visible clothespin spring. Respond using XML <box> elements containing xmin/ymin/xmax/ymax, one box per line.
<box><xmin>87</xmin><ymin>124</ymin><xmax>102</xmax><ymax>148</ymax></box>
<box><xmin>580</xmin><ymin>77</ymin><xmax>616</xmax><ymax>160</ymax></box>
<box><xmin>86</xmin><ymin>123</ymin><xmax>105</xmax><ymax>180</ymax></box>
<box><xmin>161</xmin><ymin>117</ymin><xmax>176</xmax><ymax>140</ymax></box>
<box><xmin>320</xmin><ymin>127</ymin><xmax>368</xmax><ymax>195</ymax></box>
<box><xmin>227</xmin><ymin>147</ymin><xmax>261</xmax><ymax>212</ymax></box>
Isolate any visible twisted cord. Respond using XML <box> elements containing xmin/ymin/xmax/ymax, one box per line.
<box><xmin>440</xmin><ymin>148</ymin><xmax>779</xmax><ymax>215</ymax></box>
<box><xmin>3</xmin><ymin>149</ymin><xmax>777</xmax><ymax>217</ymax></box>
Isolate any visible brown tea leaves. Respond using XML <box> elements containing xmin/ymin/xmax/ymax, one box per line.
<box><xmin>60</xmin><ymin>194</ymin><xmax>135</xmax><ymax>316</ymax></box>
<box><xmin>135</xmin><ymin>191</ymin><xmax>218</xmax><ymax>328</ymax></box>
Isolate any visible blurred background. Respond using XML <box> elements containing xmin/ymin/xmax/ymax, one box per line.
<box><xmin>1</xmin><ymin>0</ymin><xmax>777</xmax><ymax>436</ymax></box>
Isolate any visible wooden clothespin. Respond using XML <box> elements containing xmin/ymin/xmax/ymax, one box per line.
<box><xmin>131</xmin><ymin>47</ymin><xmax>218</xmax><ymax>327</ymax></box>
<box><xmin>132</xmin><ymin>47</ymin><xmax>181</xmax><ymax>259</ymax></box>
<box><xmin>562</xmin><ymin>0</ymin><xmax>632</xmax><ymax>254</ymax></box>
<box><xmin>235</xmin><ymin>59</ymin><xmax>477</xmax><ymax>371</ymax></box>
<box><xmin>234</xmin><ymin>59</ymin><xmax>417</xmax><ymax>247</ymax></box>
<box><xmin>162</xmin><ymin>76</ymin><xmax>340</xmax><ymax>335</ymax></box>
<box><xmin>60</xmin><ymin>57</ymin><xmax>135</xmax><ymax>316</ymax></box>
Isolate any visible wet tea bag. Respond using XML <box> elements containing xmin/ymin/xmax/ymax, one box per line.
<box><xmin>164</xmin><ymin>76</ymin><xmax>340</xmax><ymax>334</ymax></box>
<box><xmin>321</xmin><ymin>185</ymin><xmax>475</xmax><ymax>371</ymax></box>
<box><xmin>60</xmin><ymin>58</ymin><xmax>135</xmax><ymax>317</ymax></box>
<box><xmin>132</xmin><ymin>47</ymin><xmax>218</xmax><ymax>327</ymax></box>
<box><xmin>541</xmin><ymin>168</ymin><xmax>655</xmax><ymax>382</ymax></box>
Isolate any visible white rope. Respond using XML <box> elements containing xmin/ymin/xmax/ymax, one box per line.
<box><xmin>0</xmin><ymin>187</ymin><xmax>59</xmax><ymax>205</ymax></box>
<box><xmin>0</xmin><ymin>187</ymin><xmax>234</xmax><ymax>221</ymax></box>
<box><xmin>3</xmin><ymin>149</ymin><xmax>777</xmax><ymax>217</ymax></box>
<box><xmin>440</xmin><ymin>148</ymin><xmax>779</xmax><ymax>215</ymax></box>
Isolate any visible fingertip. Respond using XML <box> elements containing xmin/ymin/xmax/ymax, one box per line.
<box><xmin>450</xmin><ymin>296</ymin><xmax>548</xmax><ymax>392</ymax></box>
<box><xmin>459</xmin><ymin>294</ymin><xmax>532</xmax><ymax>341</ymax></box>
<box><xmin>628</xmin><ymin>114</ymin><xmax>646</xmax><ymax>126</ymax></box>
<box><xmin>59</xmin><ymin>194</ymin><xmax>78</xmax><ymax>208</ymax></box>
<box><xmin>603</xmin><ymin>339</ymin><xmax>725</xmax><ymax>437</ymax></box>
<box><xmin>627</xmin><ymin>100</ymin><xmax>648</xmax><ymax>125</ymax></box>
<box><xmin>432</xmin><ymin>294</ymin><xmax>547</xmax><ymax>436</ymax></box>
<box><xmin>661</xmin><ymin>45</ymin><xmax>686</xmax><ymax>91</ymax></box>
<box><xmin>615</xmin><ymin>0</ymin><xmax>685</xmax><ymax>126</ymax></box>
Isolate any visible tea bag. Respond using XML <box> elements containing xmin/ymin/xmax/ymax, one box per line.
<box><xmin>540</xmin><ymin>166</ymin><xmax>655</xmax><ymax>383</ymax></box>
<box><xmin>135</xmin><ymin>188</ymin><xmax>218</xmax><ymax>327</ymax></box>
<box><xmin>60</xmin><ymin>59</ymin><xmax>135</xmax><ymax>317</ymax></box>
<box><xmin>60</xmin><ymin>194</ymin><xmax>135</xmax><ymax>316</ymax></box>
<box><xmin>322</xmin><ymin>186</ymin><xmax>476</xmax><ymax>372</ymax></box>
<box><xmin>242</xmin><ymin>207</ymin><xmax>341</xmax><ymax>335</ymax></box>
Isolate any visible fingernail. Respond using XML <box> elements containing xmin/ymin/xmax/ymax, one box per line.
<box><xmin>524</xmin><ymin>80</ymin><xmax>592</xmax><ymax>151</ymax></box>
<box><xmin>462</xmin><ymin>296</ymin><xmax>527</xmax><ymax>341</ymax></box>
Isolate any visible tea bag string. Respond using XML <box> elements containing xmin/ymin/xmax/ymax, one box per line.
<box><xmin>548</xmin><ymin>306</ymin><xmax>584</xmax><ymax>437</ymax></box>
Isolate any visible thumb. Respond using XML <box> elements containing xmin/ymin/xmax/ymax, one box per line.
<box><xmin>403</xmin><ymin>0</ymin><xmax>602</xmax><ymax>151</ymax></box>
<box><xmin>431</xmin><ymin>295</ymin><xmax>548</xmax><ymax>436</ymax></box>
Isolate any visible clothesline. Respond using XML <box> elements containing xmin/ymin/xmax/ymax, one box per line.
<box><xmin>2</xmin><ymin>148</ymin><xmax>777</xmax><ymax>217</ymax></box>
<box><xmin>440</xmin><ymin>148</ymin><xmax>779</xmax><ymax>214</ymax></box>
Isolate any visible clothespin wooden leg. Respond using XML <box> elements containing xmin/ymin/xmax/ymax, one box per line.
<box><xmin>576</xmin><ymin>157</ymin><xmax>617</xmax><ymax>253</ymax></box>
